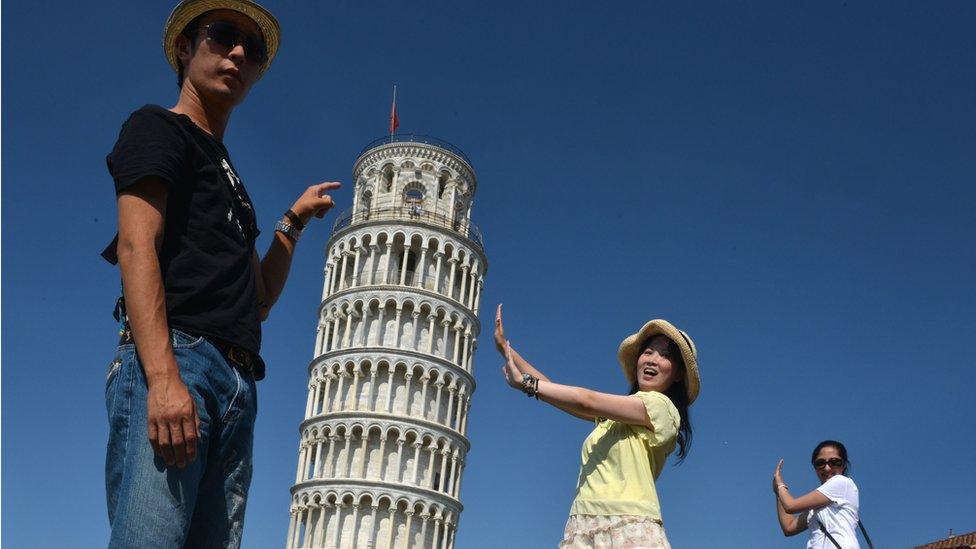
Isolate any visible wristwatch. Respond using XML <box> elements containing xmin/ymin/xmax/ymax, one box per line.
<box><xmin>275</xmin><ymin>220</ymin><xmax>302</xmax><ymax>242</ymax></box>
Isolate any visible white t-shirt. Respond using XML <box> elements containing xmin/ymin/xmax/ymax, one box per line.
<box><xmin>806</xmin><ymin>475</ymin><xmax>860</xmax><ymax>549</ymax></box>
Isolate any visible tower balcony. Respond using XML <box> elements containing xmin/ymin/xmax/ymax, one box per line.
<box><xmin>358</xmin><ymin>134</ymin><xmax>472</xmax><ymax>168</ymax></box>
<box><xmin>331</xmin><ymin>206</ymin><xmax>485</xmax><ymax>252</ymax></box>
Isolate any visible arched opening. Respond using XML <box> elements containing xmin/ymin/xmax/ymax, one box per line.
<box><xmin>381</xmin><ymin>164</ymin><xmax>394</xmax><ymax>192</ymax></box>
<box><xmin>403</xmin><ymin>181</ymin><xmax>425</xmax><ymax>217</ymax></box>
<box><xmin>360</xmin><ymin>189</ymin><xmax>373</xmax><ymax>218</ymax></box>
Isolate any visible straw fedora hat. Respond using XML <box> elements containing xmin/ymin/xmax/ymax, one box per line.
<box><xmin>617</xmin><ymin>319</ymin><xmax>700</xmax><ymax>404</ymax></box>
<box><xmin>162</xmin><ymin>0</ymin><xmax>281</xmax><ymax>74</ymax></box>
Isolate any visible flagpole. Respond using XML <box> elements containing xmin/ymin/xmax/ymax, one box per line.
<box><xmin>390</xmin><ymin>85</ymin><xmax>397</xmax><ymax>143</ymax></box>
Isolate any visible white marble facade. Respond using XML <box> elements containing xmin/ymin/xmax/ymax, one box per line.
<box><xmin>287</xmin><ymin>139</ymin><xmax>486</xmax><ymax>549</ymax></box>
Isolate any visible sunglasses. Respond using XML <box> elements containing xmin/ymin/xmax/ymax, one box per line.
<box><xmin>813</xmin><ymin>458</ymin><xmax>845</xmax><ymax>470</ymax></box>
<box><xmin>198</xmin><ymin>21</ymin><xmax>267</xmax><ymax>66</ymax></box>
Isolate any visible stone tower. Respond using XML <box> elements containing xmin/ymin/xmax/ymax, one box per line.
<box><xmin>286</xmin><ymin>135</ymin><xmax>486</xmax><ymax>548</ymax></box>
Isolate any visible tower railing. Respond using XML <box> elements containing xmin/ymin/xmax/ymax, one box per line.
<box><xmin>332</xmin><ymin>207</ymin><xmax>485</xmax><ymax>251</ymax></box>
<box><xmin>359</xmin><ymin>134</ymin><xmax>472</xmax><ymax>167</ymax></box>
<box><xmin>331</xmin><ymin>269</ymin><xmax>439</xmax><ymax>293</ymax></box>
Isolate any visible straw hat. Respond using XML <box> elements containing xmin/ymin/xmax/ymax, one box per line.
<box><xmin>617</xmin><ymin>319</ymin><xmax>700</xmax><ymax>404</ymax></box>
<box><xmin>162</xmin><ymin>0</ymin><xmax>281</xmax><ymax>74</ymax></box>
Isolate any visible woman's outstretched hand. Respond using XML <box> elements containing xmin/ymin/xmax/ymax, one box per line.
<box><xmin>494</xmin><ymin>304</ymin><xmax>508</xmax><ymax>356</ymax></box>
<box><xmin>502</xmin><ymin>340</ymin><xmax>523</xmax><ymax>390</ymax></box>
<box><xmin>772</xmin><ymin>459</ymin><xmax>785</xmax><ymax>493</ymax></box>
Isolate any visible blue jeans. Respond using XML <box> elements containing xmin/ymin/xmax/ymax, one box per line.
<box><xmin>105</xmin><ymin>330</ymin><xmax>257</xmax><ymax>548</ymax></box>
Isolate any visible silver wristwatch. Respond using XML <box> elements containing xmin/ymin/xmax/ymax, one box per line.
<box><xmin>274</xmin><ymin>220</ymin><xmax>302</xmax><ymax>242</ymax></box>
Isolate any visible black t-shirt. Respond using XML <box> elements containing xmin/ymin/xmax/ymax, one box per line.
<box><xmin>104</xmin><ymin>104</ymin><xmax>265</xmax><ymax>379</ymax></box>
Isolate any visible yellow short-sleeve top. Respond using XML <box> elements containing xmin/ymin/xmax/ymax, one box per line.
<box><xmin>568</xmin><ymin>391</ymin><xmax>680</xmax><ymax>519</ymax></box>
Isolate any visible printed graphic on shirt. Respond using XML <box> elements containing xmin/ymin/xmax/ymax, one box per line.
<box><xmin>220</xmin><ymin>158</ymin><xmax>254</xmax><ymax>239</ymax></box>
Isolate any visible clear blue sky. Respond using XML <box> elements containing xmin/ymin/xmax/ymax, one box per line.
<box><xmin>4</xmin><ymin>1</ymin><xmax>975</xmax><ymax>547</ymax></box>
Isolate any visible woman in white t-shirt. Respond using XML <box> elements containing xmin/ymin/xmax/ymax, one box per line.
<box><xmin>772</xmin><ymin>440</ymin><xmax>861</xmax><ymax>549</ymax></box>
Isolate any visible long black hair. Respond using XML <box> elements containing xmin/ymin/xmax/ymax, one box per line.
<box><xmin>630</xmin><ymin>336</ymin><xmax>693</xmax><ymax>463</ymax></box>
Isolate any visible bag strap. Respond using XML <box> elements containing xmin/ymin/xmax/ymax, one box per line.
<box><xmin>816</xmin><ymin>513</ymin><xmax>875</xmax><ymax>549</ymax></box>
<box><xmin>818</xmin><ymin>520</ymin><xmax>843</xmax><ymax>549</ymax></box>
<box><xmin>858</xmin><ymin>519</ymin><xmax>875</xmax><ymax>549</ymax></box>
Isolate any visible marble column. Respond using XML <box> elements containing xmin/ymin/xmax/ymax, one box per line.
<box><xmin>438</xmin><ymin>448</ymin><xmax>449</xmax><ymax>491</ymax></box>
<box><xmin>392</xmin><ymin>307</ymin><xmax>403</xmax><ymax>348</ymax></box>
<box><xmin>384</xmin><ymin>367</ymin><xmax>396</xmax><ymax>413</ymax></box>
<box><xmin>366</xmin><ymin>243</ymin><xmax>380</xmax><ymax>285</ymax></box>
<box><xmin>416</xmin><ymin>246</ymin><xmax>428</xmax><ymax>289</ymax></box>
<box><xmin>440</xmin><ymin>320</ymin><xmax>451</xmax><ymax>359</ymax></box>
<box><xmin>351</xmin><ymin>246</ymin><xmax>362</xmax><ymax>287</ymax></box>
<box><xmin>460</xmin><ymin>333</ymin><xmax>470</xmax><ymax>371</ymax></box>
<box><xmin>332</xmin><ymin>372</ymin><xmax>346</xmax><ymax>413</ymax></box>
<box><xmin>393</xmin><ymin>439</ymin><xmax>405</xmax><ymax>482</ymax></box>
<box><xmin>473</xmin><ymin>279</ymin><xmax>483</xmax><ymax>315</ymax></box>
<box><xmin>342</xmin><ymin>308</ymin><xmax>355</xmax><ymax>348</ymax></box>
<box><xmin>426</xmin><ymin>315</ymin><xmax>437</xmax><ymax>354</ymax></box>
<box><xmin>350</xmin><ymin>367</ymin><xmax>361</xmax><ymax>411</ymax></box>
<box><xmin>452</xmin><ymin>326</ymin><xmax>462</xmax><ymax>365</ymax></box>
<box><xmin>445</xmin><ymin>385</ymin><xmax>456</xmax><ymax>428</ymax></box>
<box><xmin>322</xmin><ymin>374</ymin><xmax>335</xmax><ymax>415</ymax></box>
<box><xmin>374</xmin><ymin>436</ymin><xmax>388</xmax><ymax>480</ymax></box>
<box><xmin>403</xmin><ymin>372</ymin><xmax>414</xmax><ymax>416</ymax></box>
<box><xmin>382</xmin><ymin>243</ymin><xmax>393</xmax><ymax>284</ymax></box>
<box><xmin>384</xmin><ymin>509</ymin><xmax>397</xmax><ymax>549</ymax></box>
<box><xmin>375</xmin><ymin>306</ymin><xmax>386</xmax><ymax>346</ymax></box>
<box><xmin>433</xmin><ymin>252</ymin><xmax>444</xmax><ymax>294</ymax></box>
<box><xmin>410</xmin><ymin>311</ymin><xmax>421</xmax><ymax>351</ymax></box>
<box><xmin>286</xmin><ymin>508</ymin><xmax>298</xmax><ymax>549</ymax></box>
<box><xmin>418</xmin><ymin>375</ymin><xmax>430</xmax><ymax>419</ymax></box>
<box><xmin>399</xmin><ymin>246</ymin><xmax>410</xmax><ymax>286</ymax></box>
<box><xmin>410</xmin><ymin>442</ymin><xmax>423</xmax><ymax>485</ymax></box>
<box><xmin>344</xmin><ymin>433</ymin><xmax>356</xmax><ymax>478</ymax></box>
<box><xmin>433</xmin><ymin>381</ymin><xmax>445</xmax><ymax>424</ymax></box>
<box><xmin>457</xmin><ymin>265</ymin><xmax>469</xmax><ymax>304</ymax></box>
<box><xmin>446</xmin><ymin>258</ymin><xmax>457</xmax><ymax>300</ymax></box>
<box><xmin>367</xmin><ymin>368</ymin><xmax>379</xmax><ymax>412</ymax></box>
<box><xmin>447</xmin><ymin>452</ymin><xmax>458</xmax><ymax>495</ymax></box>
<box><xmin>419</xmin><ymin>514</ymin><xmax>430</xmax><ymax>549</ymax></box>
<box><xmin>400</xmin><ymin>511</ymin><xmax>414</xmax><ymax>549</ymax></box>
<box><xmin>338</xmin><ymin>251</ymin><xmax>349</xmax><ymax>291</ymax></box>
<box><xmin>356</xmin><ymin>433</ymin><xmax>369</xmax><ymax>478</ymax></box>
<box><xmin>369</xmin><ymin>506</ymin><xmax>380</xmax><ymax>548</ymax></box>
<box><xmin>313</xmin><ymin>503</ymin><xmax>330</xmax><ymax>547</ymax></box>
<box><xmin>324</xmin><ymin>436</ymin><xmax>338</xmax><ymax>477</ymax></box>
<box><xmin>322</xmin><ymin>263</ymin><xmax>332</xmax><ymax>300</ymax></box>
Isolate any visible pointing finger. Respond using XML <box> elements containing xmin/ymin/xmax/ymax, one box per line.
<box><xmin>314</xmin><ymin>181</ymin><xmax>342</xmax><ymax>194</ymax></box>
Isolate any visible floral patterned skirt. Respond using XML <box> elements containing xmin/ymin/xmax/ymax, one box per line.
<box><xmin>559</xmin><ymin>514</ymin><xmax>671</xmax><ymax>549</ymax></box>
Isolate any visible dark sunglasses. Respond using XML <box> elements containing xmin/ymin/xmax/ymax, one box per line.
<box><xmin>813</xmin><ymin>458</ymin><xmax>845</xmax><ymax>469</ymax></box>
<box><xmin>198</xmin><ymin>21</ymin><xmax>267</xmax><ymax>66</ymax></box>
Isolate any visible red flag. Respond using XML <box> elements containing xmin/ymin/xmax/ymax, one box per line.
<box><xmin>389</xmin><ymin>86</ymin><xmax>399</xmax><ymax>135</ymax></box>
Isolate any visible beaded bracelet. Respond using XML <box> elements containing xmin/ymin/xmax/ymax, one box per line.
<box><xmin>521</xmin><ymin>373</ymin><xmax>540</xmax><ymax>399</ymax></box>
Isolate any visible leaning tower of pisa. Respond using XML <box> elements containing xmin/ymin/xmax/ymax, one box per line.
<box><xmin>286</xmin><ymin>135</ymin><xmax>486</xmax><ymax>549</ymax></box>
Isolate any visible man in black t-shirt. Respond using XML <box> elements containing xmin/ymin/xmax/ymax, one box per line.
<box><xmin>103</xmin><ymin>2</ymin><xmax>340</xmax><ymax>546</ymax></box>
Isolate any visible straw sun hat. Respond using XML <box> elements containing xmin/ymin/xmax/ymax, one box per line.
<box><xmin>617</xmin><ymin>319</ymin><xmax>700</xmax><ymax>404</ymax></box>
<box><xmin>162</xmin><ymin>0</ymin><xmax>281</xmax><ymax>74</ymax></box>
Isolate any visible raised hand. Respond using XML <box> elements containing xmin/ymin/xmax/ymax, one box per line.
<box><xmin>773</xmin><ymin>459</ymin><xmax>785</xmax><ymax>493</ymax></box>
<box><xmin>291</xmin><ymin>181</ymin><xmax>341</xmax><ymax>224</ymax></box>
<box><xmin>494</xmin><ymin>304</ymin><xmax>507</xmax><ymax>355</ymax></box>
<box><xmin>502</xmin><ymin>340</ymin><xmax>523</xmax><ymax>390</ymax></box>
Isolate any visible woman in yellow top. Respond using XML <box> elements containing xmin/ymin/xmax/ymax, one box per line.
<box><xmin>495</xmin><ymin>305</ymin><xmax>700</xmax><ymax>548</ymax></box>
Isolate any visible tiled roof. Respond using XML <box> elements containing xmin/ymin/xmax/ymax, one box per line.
<box><xmin>915</xmin><ymin>530</ymin><xmax>976</xmax><ymax>549</ymax></box>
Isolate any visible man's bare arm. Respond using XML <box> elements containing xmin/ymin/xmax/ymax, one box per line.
<box><xmin>255</xmin><ymin>182</ymin><xmax>340</xmax><ymax>320</ymax></box>
<box><xmin>116</xmin><ymin>178</ymin><xmax>199</xmax><ymax>468</ymax></box>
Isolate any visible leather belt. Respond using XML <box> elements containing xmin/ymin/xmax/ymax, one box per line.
<box><xmin>118</xmin><ymin>329</ymin><xmax>256</xmax><ymax>377</ymax></box>
<box><xmin>209</xmin><ymin>338</ymin><xmax>258</xmax><ymax>377</ymax></box>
